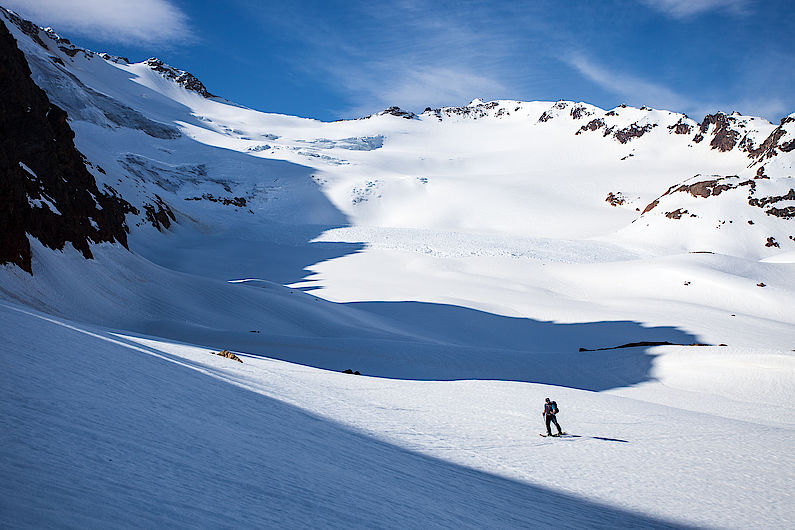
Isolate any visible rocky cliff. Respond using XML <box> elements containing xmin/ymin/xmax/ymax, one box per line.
<box><xmin>0</xmin><ymin>19</ymin><xmax>133</xmax><ymax>273</ymax></box>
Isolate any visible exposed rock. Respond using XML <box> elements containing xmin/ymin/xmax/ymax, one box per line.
<box><xmin>766</xmin><ymin>206</ymin><xmax>795</xmax><ymax>219</ymax></box>
<box><xmin>748</xmin><ymin>188</ymin><xmax>795</xmax><ymax>208</ymax></box>
<box><xmin>570</xmin><ymin>105</ymin><xmax>592</xmax><ymax>120</ymax></box>
<box><xmin>665</xmin><ymin>209</ymin><xmax>689</xmax><ymax>219</ymax></box>
<box><xmin>692</xmin><ymin>133</ymin><xmax>704</xmax><ymax>143</ymax></box>
<box><xmin>668</xmin><ymin>119</ymin><xmax>692</xmax><ymax>135</ymax></box>
<box><xmin>144</xmin><ymin>58</ymin><xmax>216</xmax><ymax>98</ymax></box>
<box><xmin>674</xmin><ymin>179</ymin><xmax>734</xmax><ymax>198</ymax></box>
<box><xmin>605</xmin><ymin>192</ymin><xmax>626</xmax><ymax>206</ymax></box>
<box><xmin>757</xmin><ymin>282</ymin><xmax>766</xmax><ymax>287</ymax></box>
<box><xmin>756</xmin><ymin>166</ymin><xmax>768</xmax><ymax>179</ymax></box>
<box><xmin>342</xmin><ymin>369</ymin><xmax>361</xmax><ymax>375</ymax></box>
<box><xmin>577</xmin><ymin>119</ymin><xmax>655</xmax><ymax>143</ymax></box>
<box><xmin>642</xmin><ymin>199</ymin><xmax>659</xmax><ymax>214</ymax></box>
<box><xmin>378</xmin><ymin>106</ymin><xmax>416</xmax><ymax>119</ymax></box>
<box><xmin>98</xmin><ymin>53</ymin><xmax>129</xmax><ymax>64</ymax></box>
<box><xmin>0</xmin><ymin>19</ymin><xmax>132</xmax><ymax>273</ymax></box>
<box><xmin>576</xmin><ymin>118</ymin><xmax>604</xmax><ymax>135</ymax></box>
<box><xmin>537</xmin><ymin>111</ymin><xmax>553</xmax><ymax>123</ymax></box>
<box><xmin>579</xmin><ymin>341</ymin><xmax>711</xmax><ymax>352</ymax></box>
<box><xmin>185</xmin><ymin>194</ymin><xmax>247</xmax><ymax>207</ymax></box>
<box><xmin>142</xmin><ymin>194</ymin><xmax>176</xmax><ymax>231</ymax></box>
<box><xmin>765</xmin><ymin>237</ymin><xmax>780</xmax><ymax>248</ymax></box>
<box><xmin>215</xmin><ymin>349</ymin><xmax>243</xmax><ymax>363</ymax></box>
<box><xmin>611</xmin><ymin>123</ymin><xmax>656</xmax><ymax>143</ymax></box>
<box><xmin>1</xmin><ymin>8</ymin><xmax>46</xmax><ymax>48</ymax></box>
<box><xmin>749</xmin><ymin>116</ymin><xmax>795</xmax><ymax>162</ymax></box>
<box><xmin>698</xmin><ymin>113</ymin><xmax>740</xmax><ymax>152</ymax></box>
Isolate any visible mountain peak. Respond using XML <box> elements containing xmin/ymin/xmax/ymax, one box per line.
<box><xmin>143</xmin><ymin>57</ymin><xmax>216</xmax><ymax>98</ymax></box>
<box><xmin>374</xmin><ymin>106</ymin><xmax>417</xmax><ymax>119</ymax></box>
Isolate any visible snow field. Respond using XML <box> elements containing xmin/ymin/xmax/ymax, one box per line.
<box><xmin>2</xmin><ymin>13</ymin><xmax>794</xmax><ymax>528</ymax></box>
<box><xmin>2</xmin><ymin>303</ymin><xmax>792</xmax><ymax>529</ymax></box>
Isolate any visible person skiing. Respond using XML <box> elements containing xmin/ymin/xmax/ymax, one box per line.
<box><xmin>543</xmin><ymin>397</ymin><xmax>563</xmax><ymax>436</ymax></box>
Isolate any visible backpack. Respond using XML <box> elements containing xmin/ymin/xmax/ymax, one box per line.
<box><xmin>551</xmin><ymin>401</ymin><xmax>559</xmax><ymax>414</ymax></box>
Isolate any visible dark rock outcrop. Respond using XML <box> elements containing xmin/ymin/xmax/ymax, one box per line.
<box><xmin>378</xmin><ymin>106</ymin><xmax>416</xmax><ymax>119</ymax></box>
<box><xmin>576</xmin><ymin>118</ymin><xmax>604</xmax><ymax>135</ymax></box>
<box><xmin>674</xmin><ymin>179</ymin><xmax>734</xmax><ymax>198</ymax></box>
<box><xmin>748</xmin><ymin>116</ymin><xmax>795</xmax><ymax>162</ymax></box>
<box><xmin>142</xmin><ymin>194</ymin><xmax>176</xmax><ymax>231</ymax></box>
<box><xmin>605</xmin><ymin>192</ymin><xmax>625</xmax><ymax>206</ymax></box>
<box><xmin>642</xmin><ymin>199</ymin><xmax>659</xmax><ymax>215</ymax></box>
<box><xmin>748</xmin><ymin>188</ymin><xmax>795</xmax><ymax>208</ymax></box>
<box><xmin>665</xmin><ymin>209</ymin><xmax>689</xmax><ymax>219</ymax></box>
<box><xmin>766</xmin><ymin>206</ymin><xmax>795</xmax><ymax>219</ymax></box>
<box><xmin>144</xmin><ymin>58</ymin><xmax>216</xmax><ymax>98</ymax></box>
<box><xmin>668</xmin><ymin>119</ymin><xmax>692</xmax><ymax>135</ymax></box>
<box><xmin>570</xmin><ymin>104</ymin><xmax>592</xmax><ymax>120</ymax></box>
<box><xmin>1</xmin><ymin>8</ymin><xmax>46</xmax><ymax>48</ymax></box>
<box><xmin>640</xmin><ymin>176</ymin><xmax>739</xmax><ymax>214</ymax></box>
<box><xmin>696</xmin><ymin>113</ymin><xmax>739</xmax><ymax>152</ymax></box>
<box><xmin>576</xmin><ymin>118</ymin><xmax>655</xmax><ymax>143</ymax></box>
<box><xmin>0</xmin><ymin>19</ymin><xmax>132</xmax><ymax>273</ymax></box>
<box><xmin>611</xmin><ymin>123</ymin><xmax>656</xmax><ymax>144</ymax></box>
<box><xmin>185</xmin><ymin>194</ymin><xmax>247</xmax><ymax>207</ymax></box>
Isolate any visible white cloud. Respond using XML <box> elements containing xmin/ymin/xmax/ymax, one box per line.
<box><xmin>3</xmin><ymin>0</ymin><xmax>190</xmax><ymax>44</ymax></box>
<box><xmin>639</xmin><ymin>0</ymin><xmax>751</xmax><ymax>19</ymax></box>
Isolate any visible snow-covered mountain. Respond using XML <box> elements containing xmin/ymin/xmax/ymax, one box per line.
<box><xmin>1</xmin><ymin>8</ymin><xmax>793</xmax><ymax>529</ymax></box>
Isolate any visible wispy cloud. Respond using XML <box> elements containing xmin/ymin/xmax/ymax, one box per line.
<box><xmin>250</xmin><ymin>1</ymin><xmax>533</xmax><ymax>117</ymax></box>
<box><xmin>565</xmin><ymin>53</ymin><xmax>696</xmax><ymax>113</ymax></box>
<box><xmin>564</xmin><ymin>53</ymin><xmax>788</xmax><ymax>121</ymax></box>
<box><xmin>339</xmin><ymin>65</ymin><xmax>508</xmax><ymax>118</ymax></box>
<box><xmin>3</xmin><ymin>0</ymin><xmax>191</xmax><ymax>44</ymax></box>
<box><xmin>639</xmin><ymin>0</ymin><xmax>751</xmax><ymax>19</ymax></box>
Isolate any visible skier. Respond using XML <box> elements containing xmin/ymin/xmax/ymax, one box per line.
<box><xmin>543</xmin><ymin>397</ymin><xmax>563</xmax><ymax>436</ymax></box>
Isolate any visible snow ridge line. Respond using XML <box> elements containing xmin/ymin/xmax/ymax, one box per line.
<box><xmin>0</xmin><ymin>302</ymin><xmax>245</xmax><ymax>387</ymax></box>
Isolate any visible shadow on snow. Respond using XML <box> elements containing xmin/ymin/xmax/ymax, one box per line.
<box><xmin>1</xmin><ymin>306</ymin><xmax>693</xmax><ymax>529</ymax></box>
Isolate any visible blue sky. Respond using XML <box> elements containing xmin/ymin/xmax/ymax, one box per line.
<box><xmin>6</xmin><ymin>0</ymin><xmax>794</xmax><ymax>122</ymax></box>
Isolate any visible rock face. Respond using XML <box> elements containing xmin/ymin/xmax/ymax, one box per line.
<box><xmin>0</xmin><ymin>20</ymin><xmax>133</xmax><ymax>273</ymax></box>
<box><xmin>377</xmin><ymin>106</ymin><xmax>417</xmax><ymax>119</ymax></box>
<box><xmin>696</xmin><ymin>113</ymin><xmax>739</xmax><ymax>152</ymax></box>
<box><xmin>144</xmin><ymin>58</ymin><xmax>216</xmax><ymax>98</ymax></box>
<box><xmin>634</xmin><ymin>172</ymin><xmax>794</xmax><ymax>253</ymax></box>
<box><xmin>748</xmin><ymin>116</ymin><xmax>795</xmax><ymax>163</ymax></box>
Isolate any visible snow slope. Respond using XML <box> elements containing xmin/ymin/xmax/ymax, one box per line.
<box><xmin>2</xmin><ymin>303</ymin><xmax>792</xmax><ymax>529</ymax></box>
<box><xmin>1</xmin><ymin>9</ymin><xmax>794</xmax><ymax>529</ymax></box>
